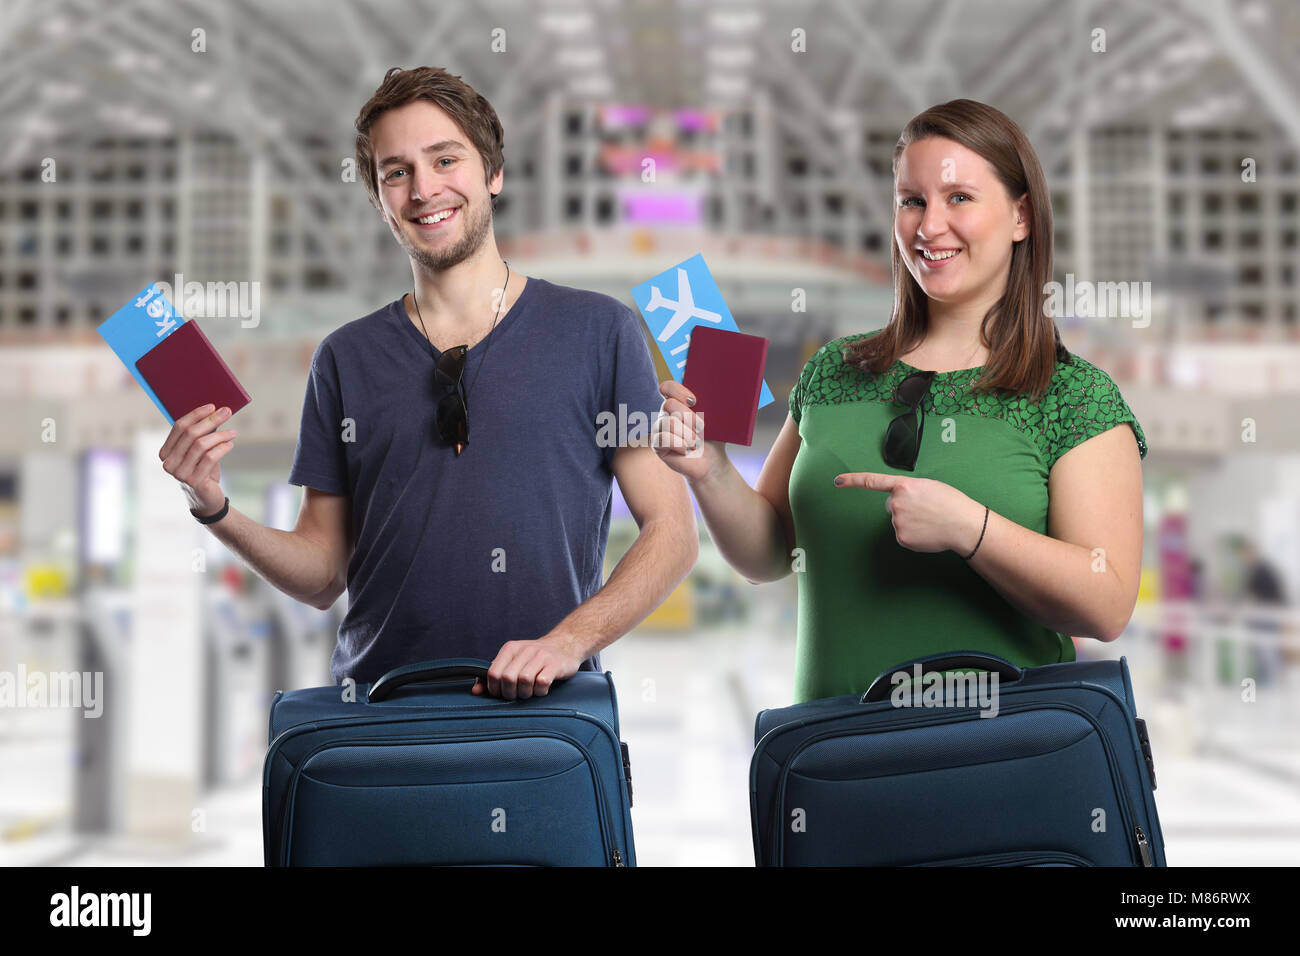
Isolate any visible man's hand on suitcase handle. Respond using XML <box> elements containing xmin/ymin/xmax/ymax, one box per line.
<box><xmin>475</xmin><ymin>633</ymin><xmax>586</xmax><ymax>700</ymax></box>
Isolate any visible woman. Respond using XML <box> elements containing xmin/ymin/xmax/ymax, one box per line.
<box><xmin>653</xmin><ymin>99</ymin><xmax>1148</xmax><ymax>703</ymax></box>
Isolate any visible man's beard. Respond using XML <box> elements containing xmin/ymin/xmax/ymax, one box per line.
<box><xmin>394</xmin><ymin>198</ymin><xmax>493</xmax><ymax>272</ymax></box>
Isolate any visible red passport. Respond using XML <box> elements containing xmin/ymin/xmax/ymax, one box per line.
<box><xmin>135</xmin><ymin>320</ymin><xmax>251</xmax><ymax>424</ymax></box>
<box><xmin>681</xmin><ymin>326</ymin><xmax>768</xmax><ymax>446</ymax></box>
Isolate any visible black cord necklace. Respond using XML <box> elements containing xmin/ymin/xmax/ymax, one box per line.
<box><xmin>411</xmin><ymin>260</ymin><xmax>511</xmax><ymax>403</ymax></box>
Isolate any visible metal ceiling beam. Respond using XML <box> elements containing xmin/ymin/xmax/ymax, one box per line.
<box><xmin>1025</xmin><ymin>10</ymin><xmax>1184</xmax><ymax>146</ymax></box>
<box><xmin>829</xmin><ymin>0</ymin><xmax>926</xmax><ymax>113</ymax></box>
<box><xmin>1182</xmin><ymin>0</ymin><xmax>1300</xmax><ymax>147</ymax></box>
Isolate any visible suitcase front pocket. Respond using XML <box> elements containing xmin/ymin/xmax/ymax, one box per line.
<box><xmin>773</xmin><ymin>704</ymin><xmax>1143</xmax><ymax>866</ymax></box>
<box><xmin>283</xmin><ymin>734</ymin><xmax>616</xmax><ymax>866</ymax></box>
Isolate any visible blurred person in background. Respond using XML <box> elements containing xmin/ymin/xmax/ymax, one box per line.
<box><xmin>158</xmin><ymin>66</ymin><xmax>696</xmax><ymax>700</ymax></box>
<box><xmin>655</xmin><ymin>99</ymin><xmax>1147</xmax><ymax>703</ymax></box>
<box><xmin>1233</xmin><ymin>536</ymin><xmax>1288</xmax><ymax>688</ymax></box>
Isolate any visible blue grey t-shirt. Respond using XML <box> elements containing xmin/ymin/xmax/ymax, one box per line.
<box><xmin>288</xmin><ymin>277</ymin><xmax>663</xmax><ymax>684</ymax></box>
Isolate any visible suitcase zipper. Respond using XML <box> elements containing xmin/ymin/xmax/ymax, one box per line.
<box><xmin>1135</xmin><ymin>825</ymin><xmax>1153</xmax><ymax>867</ymax></box>
<box><xmin>763</xmin><ymin>700</ymin><xmax>1150</xmax><ymax>866</ymax></box>
<box><xmin>912</xmin><ymin>849</ymin><xmax>1095</xmax><ymax>866</ymax></box>
<box><xmin>280</xmin><ymin>729</ymin><xmax>622</xmax><ymax>867</ymax></box>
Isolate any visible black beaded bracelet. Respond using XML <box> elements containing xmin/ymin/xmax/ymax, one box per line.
<box><xmin>962</xmin><ymin>506</ymin><xmax>989</xmax><ymax>560</ymax></box>
<box><xmin>191</xmin><ymin>496</ymin><xmax>230</xmax><ymax>525</ymax></box>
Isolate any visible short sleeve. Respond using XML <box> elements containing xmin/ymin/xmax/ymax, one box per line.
<box><xmin>1049</xmin><ymin>359</ymin><xmax>1148</xmax><ymax>468</ymax></box>
<box><xmin>288</xmin><ymin>341</ymin><xmax>349</xmax><ymax>495</ymax></box>
<box><xmin>790</xmin><ymin>334</ymin><xmax>863</xmax><ymax>425</ymax></box>
<box><xmin>790</xmin><ymin>351</ymin><xmax>814</xmax><ymax>425</ymax></box>
<box><xmin>600</xmin><ymin>305</ymin><xmax>662</xmax><ymax>470</ymax></box>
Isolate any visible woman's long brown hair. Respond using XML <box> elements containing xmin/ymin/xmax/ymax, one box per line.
<box><xmin>844</xmin><ymin>99</ymin><xmax>1068</xmax><ymax>401</ymax></box>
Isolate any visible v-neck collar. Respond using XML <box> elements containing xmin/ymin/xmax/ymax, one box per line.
<box><xmin>391</xmin><ymin>275</ymin><xmax>537</xmax><ymax>360</ymax></box>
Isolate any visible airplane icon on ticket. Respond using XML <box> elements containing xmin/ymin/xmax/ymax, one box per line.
<box><xmin>646</xmin><ymin>268</ymin><xmax>723</xmax><ymax>343</ymax></box>
<box><xmin>630</xmin><ymin>253</ymin><xmax>774</xmax><ymax>407</ymax></box>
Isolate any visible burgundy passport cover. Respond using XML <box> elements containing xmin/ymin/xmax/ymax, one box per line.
<box><xmin>135</xmin><ymin>320</ymin><xmax>251</xmax><ymax>423</ymax></box>
<box><xmin>681</xmin><ymin>325</ymin><xmax>768</xmax><ymax>446</ymax></box>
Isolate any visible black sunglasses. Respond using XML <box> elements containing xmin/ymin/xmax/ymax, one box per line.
<box><xmin>434</xmin><ymin>345</ymin><xmax>470</xmax><ymax>455</ymax></box>
<box><xmin>882</xmin><ymin>369</ymin><xmax>935</xmax><ymax>471</ymax></box>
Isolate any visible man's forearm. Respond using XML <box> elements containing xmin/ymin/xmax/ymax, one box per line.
<box><xmin>549</xmin><ymin>515</ymin><xmax>698</xmax><ymax>659</ymax></box>
<box><xmin>202</xmin><ymin>505</ymin><xmax>340</xmax><ymax>610</ymax></box>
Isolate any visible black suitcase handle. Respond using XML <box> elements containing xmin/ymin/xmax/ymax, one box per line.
<box><xmin>368</xmin><ymin>658</ymin><xmax>492</xmax><ymax>701</ymax></box>
<box><xmin>861</xmin><ymin>651</ymin><xmax>1023</xmax><ymax>703</ymax></box>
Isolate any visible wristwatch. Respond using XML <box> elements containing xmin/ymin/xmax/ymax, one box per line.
<box><xmin>191</xmin><ymin>496</ymin><xmax>230</xmax><ymax>525</ymax></box>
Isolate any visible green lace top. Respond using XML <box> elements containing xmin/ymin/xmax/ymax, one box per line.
<box><xmin>784</xmin><ymin>331</ymin><xmax>1148</xmax><ymax>703</ymax></box>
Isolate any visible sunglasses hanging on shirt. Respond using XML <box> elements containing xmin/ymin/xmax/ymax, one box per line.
<box><xmin>412</xmin><ymin>262</ymin><xmax>511</xmax><ymax>456</ymax></box>
<box><xmin>882</xmin><ymin>369</ymin><xmax>935</xmax><ymax>472</ymax></box>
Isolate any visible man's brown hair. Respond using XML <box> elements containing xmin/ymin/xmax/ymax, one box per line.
<box><xmin>355</xmin><ymin>66</ymin><xmax>505</xmax><ymax>213</ymax></box>
<box><xmin>845</xmin><ymin>98</ymin><xmax>1068</xmax><ymax>402</ymax></box>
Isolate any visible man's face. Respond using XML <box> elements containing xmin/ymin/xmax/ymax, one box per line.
<box><xmin>893</xmin><ymin>135</ymin><xmax>1028</xmax><ymax>310</ymax></box>
<box><xmin>371</xmin><ymin>100</ymin><xmax>502</xmax><ymax>272</ymax></box>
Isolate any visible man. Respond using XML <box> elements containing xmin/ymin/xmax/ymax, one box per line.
<box><xmin>159</xmin><ymin>66</ymin><xmax>697</xmax><ymax>698</ymax></box>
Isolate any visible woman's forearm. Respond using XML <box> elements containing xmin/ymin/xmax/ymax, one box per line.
<box><xmin>689</xmin><ymin>457</ymin><xmax>793</xmax><ymax>584</ymax></box>
<box><xmin>957</xmin><ymin>503</ymin><xmax>1132</xmax><ymax>642</ymax></box>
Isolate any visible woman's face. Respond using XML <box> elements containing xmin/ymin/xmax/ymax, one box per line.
<box><xmin>893</xmin><ymin>136</ymin><xmax>1029</xmax><ymax>311</ymax></box>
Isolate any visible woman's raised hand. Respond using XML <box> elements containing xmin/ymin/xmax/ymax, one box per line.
<box><xmin>651</xmin><ymin>380</ymin><xmax>726</xmax><ymax>484</ymax></box>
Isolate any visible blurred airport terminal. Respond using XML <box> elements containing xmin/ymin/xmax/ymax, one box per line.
<box><xmin>1</xmin><ymin>0</ymin><xmax>1299</xmax><ymax>865</ymax></box>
